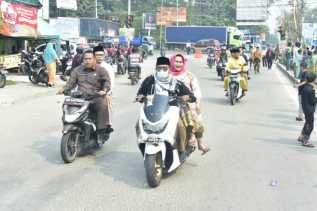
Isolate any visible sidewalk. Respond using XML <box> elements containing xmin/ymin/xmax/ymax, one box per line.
<box><xmin>0</xmin><ymin>74</ymin><xmax>64</xmax><ymax>108</ymax></box>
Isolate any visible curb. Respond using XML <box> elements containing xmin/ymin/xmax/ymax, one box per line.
<box><xmin>276</xmin><ymin>63</ymin><xmax>299</xmax><ymax>84</ymax></box>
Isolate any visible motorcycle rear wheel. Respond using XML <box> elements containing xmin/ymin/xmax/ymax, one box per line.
<box><xmin>61</xmin><ymin>132</ymin><xmax>78</xmax><ymax>163</ymax></box>
<box><xmin>144</xmin><ymin>153</ymin><xmax>163</xmax><ymax>188</ymax></box>
<box><xmin>0</xmin><ymin>74</ymin><xmax>6</xmax><ymax>88</ymax></box>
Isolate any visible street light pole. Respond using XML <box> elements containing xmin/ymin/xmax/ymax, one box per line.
<box><xmin>159</xmin><ymin>0</ymin><xmax>164</xmax><ymax>56</ymax></box>
<box><xmin>128</xmin><ymin>0</ymin><xmax>131</xmax><ymax>15</ymax></box>
<box><xmin>95</xmin><ymin>0</ymin><xmax>98</xmax><ymax>18</ymax></box>
<box><xmin>176</xmin><ymin>0</ymin><xmax>179</xmax><ymax>26</ymax></box>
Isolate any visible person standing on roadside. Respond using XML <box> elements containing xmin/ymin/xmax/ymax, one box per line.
<box><xmin>297</xmin><ymin>71</ymin><xmax>317</xmax><ymax>148</ymax></box>
<box><xmin>43</xmin><ymin>43</ymin><xmax>61</xmax><ymax>87</ymax></box>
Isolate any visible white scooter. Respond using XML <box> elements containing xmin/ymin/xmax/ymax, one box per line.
<box><xmin>136</xmin><ymin>94</ymin><xmax>194</xmax><ymax>188</ymax></box>
<box><xmin>227</xmin><ymin>69</ymin><xmax>244</xmax><ymax>105</ymax></box>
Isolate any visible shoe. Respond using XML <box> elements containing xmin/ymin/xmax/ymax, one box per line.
<box><xmin>105</xmin><ymin>126</ymin><xmax>114</xmax><ymax>134</ymax></box>
<box><xmin>296</xmin><ymin>117</ymin><xmax>303</xmax><ymax>121</ymax></box>
<box><xmin>225</xmin><ymin>91</ymin><xmax>228</xmax><ymax>97</ymax></box>
<box><xmin>97</xmin><ymin>130</ymin><xmax>109</xmax><ymax>146</ymax></box>
<box><xmin>302</xmin><ymin>140</ymin><xmax>315</xmax><ymax>148</ymax></box>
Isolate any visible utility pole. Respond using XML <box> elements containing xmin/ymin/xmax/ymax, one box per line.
<box><xmin>176</xmin><ymin>0</ymin><xmax>179</xmax><ymax>26</ymax></box>
<box><xmin>95</xmin><ymin>0</ymin><xmax>98</xmax><ymax>18</ymax></box>
<box><xmin>128</xmin><ymin>0</ymin><xmax>131</xmax><ymax>15</ymax></box>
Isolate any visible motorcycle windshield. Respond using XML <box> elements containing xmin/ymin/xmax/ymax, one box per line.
<box><xmin>143</xmin><ymin>95</ymin><xmax>169</xmax><ymax>123</ymax></box>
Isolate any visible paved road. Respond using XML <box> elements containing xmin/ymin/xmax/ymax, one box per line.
<box><xmin>1</xmin><ymin>54</ymin><xmax>317</xmax><ymax>211</ymax></box>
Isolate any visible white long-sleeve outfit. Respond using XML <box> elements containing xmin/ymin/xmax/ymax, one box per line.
<box><xmin>100</xmin><ymin>61</ymin><xmax>115</xmax><ymax>93</ymax></box>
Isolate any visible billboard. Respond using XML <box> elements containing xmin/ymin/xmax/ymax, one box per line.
<box><xmin>50</xmin><ymin>17</ymin><xmax>80</xmax><ymax>39</ymax></box>
<box><xmin>56</xmin><ymin>0</ymin><xmax>77</xmax><ymax>11</ymax></box>
<box><xmin>80</xmin><ymin>18</ymin><xmax>119</xmax><ymax>39</ymax></box>
<box><xmin>144</xmin><ymin>13</ymin><xmax>156</xmax><ymax>29</ymax></box>
<box><xmin>156</xmin><ymin>7</ymin><xmax>187</xmax><ymax>26</ymax></box>
<box><xmin>0</xmin><ymin>0</ymin><xmax>38</xmax><ymax>37</ymax></box>
<box><xmin>236</xmin><ymin>0</ymin><xmax>268</xmax><ymax>22</ymax></box>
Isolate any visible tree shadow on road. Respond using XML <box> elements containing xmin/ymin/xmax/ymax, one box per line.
<box><xmin>95</xmin><ymin>151</ymin><xmax>147</xmax><ymax>189</ymax></box>
<box><xmin>31</xmin><ymin>135</ymin><xmax>64</xmax><ymax>165</ymax></box>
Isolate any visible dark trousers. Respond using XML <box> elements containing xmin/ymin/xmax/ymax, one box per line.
<box><xmin>301</xmin><ymin>112</ymin><xmax>314</xmax><ymax>141</ymax></box>
<box><xmin>91</xmin><ymin>97</ymin><xmax>111</xmax><ymax>130</ymax></box>
<box><xmin>267</xmin><ymin>59</ymin><xmax>273</xmax><ymax>69</ymax></box>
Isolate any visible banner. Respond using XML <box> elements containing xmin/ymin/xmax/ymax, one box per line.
<box><xmin>0</xmin><ymin>0</ymin><xmax>38</xmax><ymax>37</ymax></box>
<box><xmin>56</xmin><ymin>0</ymin><xmax>77</xmax><ymax>11</ymax></box>
<box><xmin>156</xmin><ymin>7</ymin><xmax>187</xmax><ymax>26</ymax></box>
<box><xmin>144</xmin><ymin>13</ymin><xmax>156</xmax><ymax>29</ymax></box>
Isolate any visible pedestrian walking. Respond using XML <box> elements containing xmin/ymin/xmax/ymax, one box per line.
<box><xmin>43</xmin><ymin>43</ymin><xmax>61</xmax><ymax>87</ymax></box>
<box><xmin>266</xmin><ymin>47</ymin><xmax>275</xmax><ymax>70</ymax></box>
<box><xmin>297</xmin><ymin>71</ymin><xmax>317</xmax><ymax>148</ymax></box>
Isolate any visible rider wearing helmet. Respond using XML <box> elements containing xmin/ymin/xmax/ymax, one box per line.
<box><xmin>224</xmin><ymin>47</ymin><xmax>248</xmax><ymax>95</ymax></box>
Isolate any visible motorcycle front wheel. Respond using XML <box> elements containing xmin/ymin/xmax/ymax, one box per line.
<box><xmin>61</xmin><ymin>132</ymin><xmax>78</xmax><ymax>163</ymax></box>
<box><xmin>28</xmin><ymin>73</ymin><xmax>38</xmax><ymax>84</ymax></box>
<box><xmin>144</xmin><ymin>153</ymin><xmax>163</xmax><ymax>188</ymax></box>
<box><xmin>0</xmin><ymin>74</ymin><xmax>6</xmax><ymax>88</ymax></box>
<box><xmin>229</xmin><ymin>86</ymin><xmax>236</xmax><ymax>105</ymax></box>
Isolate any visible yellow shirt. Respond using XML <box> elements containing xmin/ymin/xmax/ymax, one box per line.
<box><xmin>226</xmin><ymin>56</ymin><xmax>248</xmax><ymax>73</ymax></box>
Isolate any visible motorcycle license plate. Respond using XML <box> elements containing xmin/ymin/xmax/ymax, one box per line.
<box><xmin>146</xmin><ymin>135</ymin><xmax>161</xmax><ymax>143</ymax></box>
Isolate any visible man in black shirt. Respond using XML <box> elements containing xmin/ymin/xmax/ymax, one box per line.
<box><xmin>135</xmin><ymin>56</ymin><xmax>196</xmax><ymax>158</ymax></box>
<box><xmin>298</xmin><ymin>71</ymin><xmax>317</xmax><ymax>147</ymax></box>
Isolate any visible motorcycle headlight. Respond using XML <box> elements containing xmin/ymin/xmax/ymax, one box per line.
<box><xmin>142</xmin><ymin>119</ymin><xmax>169</xmax><ymax>134</ymax></box>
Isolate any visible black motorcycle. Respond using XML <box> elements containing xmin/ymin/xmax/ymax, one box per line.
<box><xmin>28</xmin><ymin>53</ymin><xmax>48</xmax><ymax>85</ymax></box>
<box><xmin>0</xmin><ymin>64</ymin><xmax>7</xmax><ymax>88</ymax></box>
<box><xmin>59</xmin><ymin>54</ymin><xmax>73</xmax><ymax>81</ymax></box>
<box><xmin>207</xmin><ymin>54</ymin><xmax>214</xmax><ymax>69</ymax></box>
<box><xmin>60</xmin><ymin>91</ymin><xmax>110</xmax><ymax>163</ymax></box>
<box><xmin>19</xmin><ymin>50</ymin><xmax>36</xmax><ymax>75</ymax></box>
<box><xmin>216</xmin><ymin>59</ymin><xmax>226</xmax><ymax>81</ymax></box>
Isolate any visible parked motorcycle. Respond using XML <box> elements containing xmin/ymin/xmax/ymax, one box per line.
<box><xmin>0</xmin><ymin>64</ymin><xmax>7</xmax><ymax>88</ymax></box>
<box><xmin>128</xmin><ymin>54</ymin><xmax>141</xmax><ymax>85</ymax></box>
<box><xmin>19</xmin><ymin>50</ymin><xmax>36</xmax><ymax>75</ymax></box>
<box><xmin>227</xmin><ymin>69</ymin><xmax>244</xmax><ymax>105</ymax></box>
<box><xmin>28</xmin><ymin>53</ymin><xmax>48</xmax><ymax>85</ymax></box>
<box><xmin>136</xmin><ymin>94</ymin><xmax>195</xmax><ymax>188</ymax></box>
<box><xmin>59</xmin><ymin>55</ymin><xmax>73</xmax><ymax>81</ymax></box>
<box><xmin>60</xmin><ymin>91</ymin><xmax>110</xmax><ymax>163</ymax></box>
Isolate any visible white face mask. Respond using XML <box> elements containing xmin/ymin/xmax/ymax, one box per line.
<box><xmin>156</xmin><ymin>71</ymin><xmax>169</xmax><ymax>81</ymax></box>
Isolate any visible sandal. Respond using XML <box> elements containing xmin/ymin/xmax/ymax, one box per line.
<box><xmin>188</xmin><ymin>135</ymin><xmax>197</xmax><ymax>147</ymax></box>
<box><xmin>302</xmin><ymin>141</ymin><xmax>315</xmax><ymax>148</ymax></box>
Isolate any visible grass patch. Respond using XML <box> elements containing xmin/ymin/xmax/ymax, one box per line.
<box><xmin>6</xmin><ymin>80</ymin><xmax>17</xmax><ymax>85</ymax></box>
